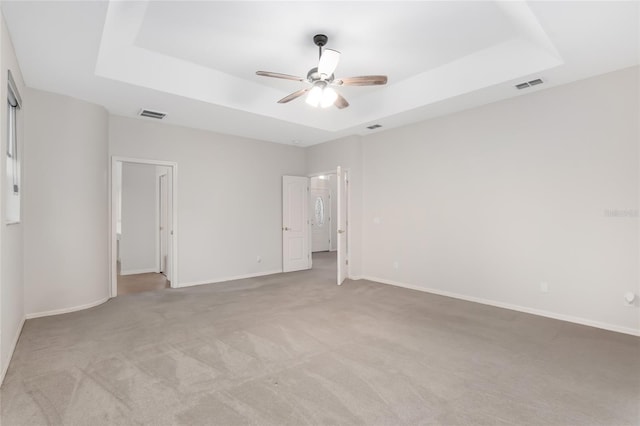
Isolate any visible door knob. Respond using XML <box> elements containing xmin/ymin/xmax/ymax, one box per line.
<box><xmin>283</xmin><ymin>227</ymin><xmax>290</xmax><ymax>231</ymax></box>
<box><xmin>338</xmin><ymin>229</ymin><xmax>345</xmax><ymax>234</ymax></box>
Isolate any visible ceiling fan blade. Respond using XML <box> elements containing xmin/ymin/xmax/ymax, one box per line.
<box><xmin>334</xmin><ymin>92</ymin><xmax>349</xmax><ymax>109</ymax></box>
<box><xmin>334</xmin><ymin>75</ymin><xmax>388</xmax><ymax>86</ymax></box>
<box><xmin>318</xmin><ymin>49</ymin><xmax>340</xmax><ymax>77</ymax></box>
<box><xmin>278</xmin><ymin>88</ymin><xmax>309</xmax><ymax>104</ymax></box>
<box><xmin>256</xmin><ymin>71</ymin><xmax>304</xmax><ymax>82</ymax></box>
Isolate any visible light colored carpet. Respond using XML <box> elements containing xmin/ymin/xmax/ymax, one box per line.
<box><xmin>118</xmin><ymin>272</ymin><xmax>171</xmax><ymax>296</ymax></box>
<box><xmin>2</xmin><ymin>252</ymin><xmax>639</xmax><ymax>425</ymax></box>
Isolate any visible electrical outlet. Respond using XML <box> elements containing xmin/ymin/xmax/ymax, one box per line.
<box><xmin>540</xmin><ymin>281</ymin><xmax>549</xmax><ymax>293</ymax></box>
<box><xmin>623</xmin><ymin>292</ymin><xmax>636</xmax><ymax>307</ymax></box>
<box><xmin>393</xmin><ymin>261</ymin><xmax>399</xmax><ymax>269</ymax></box>
<box><xmin>256</xmin><ymin>256</ymin><xmax>262</xmax><ymax>263</ymax></box>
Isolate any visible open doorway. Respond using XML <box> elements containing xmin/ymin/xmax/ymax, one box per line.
<box><xmin>308</xmin><ymin>168</ymin><xmax>349</xmax><ymax>284</ymax></box>
<box><xmin>309</xmin><ymin>173</ymin><xmax>337</xmax><ymax>278</ymax></box>
<box><xmin>110</xmin><ymin>157</ymin><xmax>178</xmax><ymax>297</ymax></box>
<box><xmin>282</xmin><ymin>168</ymin><xmax>349</xmax><ymax>285</ymax></box>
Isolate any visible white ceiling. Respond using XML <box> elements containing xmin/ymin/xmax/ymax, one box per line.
<box><xmin>2</xmin><ymin>1</ymin><xmax>638</xmax><ymax>147</ymax></box>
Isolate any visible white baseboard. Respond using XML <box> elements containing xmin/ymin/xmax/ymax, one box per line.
<box><xmin>1</xmin><ymin>316</ymin><xmax>25</xmax><ymax>385</ymax></box>
<box><xmin>120</xmin><ymin>268</ymin><xmax>157</xmax><ymax>276</ymax></box>
<box><xmin>26</xmin><ymin>297</ymin><xmax>110</xmax><ymax>320</ymax></box>
<box><xmin>179</xmin><ymin>269</ymin><xmax>283</xmax><ymax>288</ymax></box>
<box><xmin>360</xmin><ymin>276</ymin><xmax>640</xmax><ymax>337</ymax></box>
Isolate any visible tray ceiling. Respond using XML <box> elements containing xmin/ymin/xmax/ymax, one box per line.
<box><xmin>2</xmin><ymin>1</ymin><xmax>638</xmax><ymax>146</ymax></box>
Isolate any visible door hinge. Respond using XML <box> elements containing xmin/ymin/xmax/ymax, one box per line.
<box><xmin>346</xmin><ymin>259</ymin><xmax>349</xmax><ymax>265</ymax></box>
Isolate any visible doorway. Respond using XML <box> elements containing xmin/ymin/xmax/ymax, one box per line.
<box><xmin>110</xmin><ymin>157</ymin><xmax>178</xmax><ymax>297</ymax></box>
<box><xmin>282</xmin><ymin>167</ymin><xmax>349</xmax><ymax>285</ymax></box>
<box><xmin>310</xmin><ymin>174</ymin><xmax>334</xmax><ymax>253</ymax></box>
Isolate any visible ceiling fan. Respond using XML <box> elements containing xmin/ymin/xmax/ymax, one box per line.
<box><xmin>256</xmin><ymin>34</ymin><xmax>388</xmax><ymax>109</ymax></box>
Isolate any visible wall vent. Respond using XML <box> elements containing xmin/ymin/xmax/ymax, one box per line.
<box><xmin>367</xmin><ymin>124</ymin><xmax>382</xmax><ymax>130</ymax></box>
<box><xmin>138</xmin><ymin>109</ymin><xmax>166</xmax><ymax>119</ymax></box>
<box><xmin>515</xmin><ymin>78</ymin><xmax>544</xmax><ymax>90</ymax></box>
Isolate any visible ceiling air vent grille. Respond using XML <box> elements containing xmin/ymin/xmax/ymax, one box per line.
<box><xmin>139</xmin><ymin>109</ymin><xmax>166</xmax><ymax>119</ymax></box>
<box><xmin>367</xmin><ymin>124</ymin><xmax>382</xmax><ymax>130</ymax></box>
<box><xmin>515</xmin><ymin>78</ymin><xmax>544</xmax><ymax>90</ymax></box>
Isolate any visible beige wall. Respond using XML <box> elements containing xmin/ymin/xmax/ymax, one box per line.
<box><xmin>23</xmin><ymin>88</ymin><xmax>109</xmax><ymax>317</ymax></box>
<box><xmin>0</xmin><ymin>12</ymin><xmax>26</xmax><ymax>381</ymax></box>
<box><xmin>360</xmin><ymin>67</ymin><xmax>639</xmax><ymax>334</ymax></box>
<box><xmin>109</xmin><ymin>116</ymin><xmax>306</xmax><ymax>286</ymax></box>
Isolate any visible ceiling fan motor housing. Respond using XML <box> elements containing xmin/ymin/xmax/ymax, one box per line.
<box><xmin>307</xmin><ymin>67</ymin><xmax>334</xmax><ymax>84</ymax></box>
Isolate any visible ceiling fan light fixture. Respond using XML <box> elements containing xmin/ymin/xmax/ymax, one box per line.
<box><xmin>320</xmin><ymin>87</ymin><xmax>337</xmax><ymax>108</ymax></box>
<box><xmin>305</xmin><ymin>85</ymin><xmax>323</xmax><ymax>107</ymax></box>
<box><xmin>306</xmin><ymin>82</ymin><xmax>337</xmax><ymax>108</ymax></box>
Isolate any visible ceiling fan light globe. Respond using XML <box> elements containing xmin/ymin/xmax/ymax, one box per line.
<box><xmin>320</xmin><ymin>87</ymin><xmax>338</xmax><ymax>108</ymax></box>
<box><xmin>306</xmin><ymin>85</ymin><xmax>323</xmax><ymax>107</ymax></box>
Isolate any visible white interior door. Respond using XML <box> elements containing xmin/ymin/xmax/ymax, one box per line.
<box><xmin>159</xmin><ymin>173</ymin><xmax>168</xmax><ymax>276</ymax></box>
<box><xmin>283</xmin><ymin>176</ymin><xmax>310</xmax><ymax>272</ymax></box>
<box><xmin>337</xmin><ymin>167</ymin><xmax>348</xmax><ymax>285</ymax></box>
<box><xmin>310</xmin><ymin>187</ymin><xmax>330</xmax><ymax>252</ymax></box>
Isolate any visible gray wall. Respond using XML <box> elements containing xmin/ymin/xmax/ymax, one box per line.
<box><xmin>360</xmin><ymin>66</ymin><xmax>639</xmax><ymax>334</ymax></box>
<box><xmin>23</xmin><ymin>88</ymin><xmax>109</xmax><ymax>317</ymax></box>
<box><xmin>0</xmin><ymin>13</ymin><xmax>26</xmax><ymax>380</ymax></box>
<box><xmin>109</xmin><ymin>116</ymin><xmax>307</xmax><ymax>286</ymax></box>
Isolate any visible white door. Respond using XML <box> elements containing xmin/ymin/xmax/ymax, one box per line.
<box><xmin>283</xmin><ymin>176</ymin><xmax>310</xmax><ymax>272</ymax></box>
<box><xmin>159</xmin><ymin>173</ymin><xmax>169</xmax><ymax>276</ymax></box>
<box><xmin>337</xmin><ymin>167</ymin><xmax>348</xmax><ymax>285</ymax></box>
<box><xmin>310</xmin><ymin>187</ymin><xmax>331</xmax><ymax>252</ymax></box>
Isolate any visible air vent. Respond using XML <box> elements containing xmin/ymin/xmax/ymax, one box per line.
<box><xmin>138</xmin><ymin>109</ymin><xmax>166</xmax><ymax>119</ymax></box>
<box><xmin>367</xmin><ymin>124</ymin><xmax>382</xmax><ymax>130</ymax></box>
<box><xmin>515</xmin><ymin>78</ymin><xmax>544</xmax><ymax>90</ymax></box>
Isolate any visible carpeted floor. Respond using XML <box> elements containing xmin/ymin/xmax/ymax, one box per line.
<box><xmin>118</xmin><ymin>272</ymin><xmax>171</xmax><ymax>296</ymax></box>
<box><xmin>2</xmin><ymin>251</ymin><xmax>639</xmax><ymax>425</ymax></box>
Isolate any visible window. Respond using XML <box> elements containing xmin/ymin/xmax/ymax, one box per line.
<box><xmin>314</xmin><ymin>196</ymin><xmax>325</xmax><ymax>226</ymax></box>
<box><xmin>6</xmin><ymin>70</ymin><xmax>21</xmax><ymax>223</ymax></box>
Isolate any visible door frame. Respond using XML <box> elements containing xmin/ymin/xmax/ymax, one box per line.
<box><xmin>308</xmin><ymin>169</ymin><xmax>351</xmax><ymax>280</ymax></box>
<box><xmin>110</xmin><ymin>156</ymin><xmax>179</xmax><ymax>297</ymax></box>
<box><xmin>158</xmin><ymin>172</ymin><xmax>169</xmax><ymax>276</ymax></box>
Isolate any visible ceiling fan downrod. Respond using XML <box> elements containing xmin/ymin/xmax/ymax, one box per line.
<box><xmin>313</xmin><ymin>34</ymin><xmax>328</xmax><ymax>60</ymax></box>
